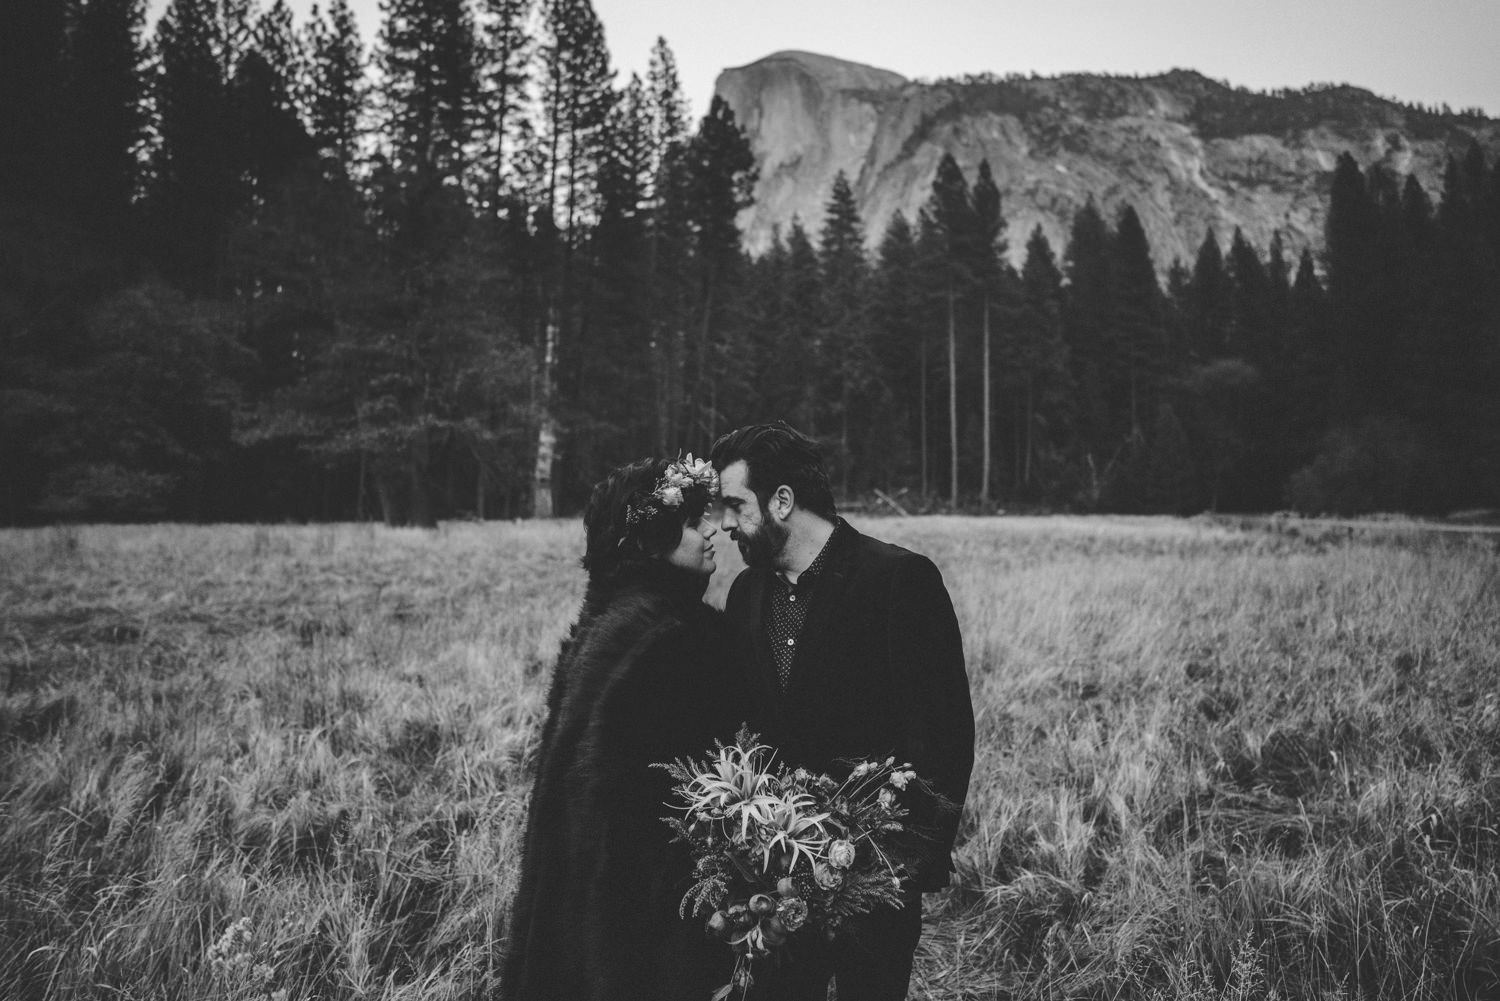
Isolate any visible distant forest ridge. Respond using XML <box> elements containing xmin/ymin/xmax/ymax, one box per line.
<box><xmin>930</xmin><ymin>69</ymin><xmax>1495</xmax><ymax>136</ymax></box>
<box><xmin>2</xmin><ymin>0</ymin><xmax>1498</xmax><ymax>526</ymax></box>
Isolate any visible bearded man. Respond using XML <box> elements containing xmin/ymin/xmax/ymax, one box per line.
<box><xmin>710</xmin><ymin>420</ymin><xmax>975</xmax><ymax>1001</ymax></box>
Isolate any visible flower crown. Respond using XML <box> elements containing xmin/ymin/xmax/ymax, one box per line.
<box><xmin>623</xmin><ymin>454</ymin><xmax>720</xmax><ymax>537</ymax></box>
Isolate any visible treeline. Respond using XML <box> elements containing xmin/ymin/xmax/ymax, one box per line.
<box><xmin>842</xmin><ymin>145</ymin><xmax>1500</xmax><ymax>515</ymax></box>
<box><xmin>2</xmin><ymin>0</ymin><xmax>1498</xmax><ymax>524</ymax></box>
<box><xmin>1</xmin><ymin>0</ymin><xmax>757</xmax><ymax>525</ymax></box>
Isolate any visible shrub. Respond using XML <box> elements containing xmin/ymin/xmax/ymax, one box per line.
<box><xmin>1286</xmin><ymin>414</ymin><xmax>1419</xmax><ymax>515</ymax></box>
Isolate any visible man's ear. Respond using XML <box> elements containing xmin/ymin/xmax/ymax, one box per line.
<box><xmin>771</xmin><ymin>484</ymin><xmax>795</xmax><ymax>520</ymax></box>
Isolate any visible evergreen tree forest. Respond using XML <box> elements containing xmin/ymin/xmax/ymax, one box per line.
<box><xmin>3</xmin><ymin>0</ymin><xmax>1498</xmax><ymax>524</ymax></box>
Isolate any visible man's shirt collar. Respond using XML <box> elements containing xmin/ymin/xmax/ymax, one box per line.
<box><xmin>775</xmin><ymin>518</ymin><xmax>845</xmax><ymax>591</ymax></box>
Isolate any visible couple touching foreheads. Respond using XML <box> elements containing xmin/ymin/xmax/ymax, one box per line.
<box><xmin>502</xmin><ymin>421</ymin><xmax>975</xmax><ymax>1001</ymax></box>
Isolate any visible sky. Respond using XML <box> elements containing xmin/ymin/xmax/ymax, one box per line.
<box><xmin>149</xmin><ymin>0</ymin><xmax>1500</xmax><ymax>121</ymax></box>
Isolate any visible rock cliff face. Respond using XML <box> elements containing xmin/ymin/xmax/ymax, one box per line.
<box><xmin>714</xmin><ymin>51</ymin><xmax>1500</xmax><ymax>269</ymax></box>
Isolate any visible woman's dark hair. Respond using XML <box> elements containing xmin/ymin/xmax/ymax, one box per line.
<box><xmin>709</xmin><ymin>421</ymin><xmax>836</xmax><ymax>522</ymax></box>
<box><xmin>580</xmin><ymin>457</ymin><xmax>711</xmax><ymax>581</ymax></box>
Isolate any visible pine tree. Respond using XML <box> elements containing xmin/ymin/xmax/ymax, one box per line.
<box><xmin>149</xmin><ymin>0</ymin><xmax>242</xmax><ymax>290</ymax></box>
<box><xmin>643</xmin><ymin>37</ymin><xmax>692</xmax><ymax>453</ymax></box>
<box><xmin>0</xmin><ymin>0</ymin><xmax>70</xmax><ymax>205</ymax></box>
<box><xmin>736</xmin><ymin>226</ymin><xmax>796</xmax><ymax>427</ymax></box>
<box><xmin>477</xmin><ymin>0</ymin><xmax>532</xmax><ymax>205</ymax></box>
<box><xmin>1</xmin><ymin>0</ymin><xmax>129</xmax><ymax>522</ymax></box>
<box><xmin>531</xmin><ymin>0</ymin><xmax>612</xmax><ymax>514</ymax></box>
<box><xmin>1265</xmin><ymin>231</ymin><xmax>1292</xmax><ymax>353</ymax></box>
<box><xmin>304</xmin><ymin>0</ymin><xmax>365</xmax><ymax>175</ymax></box>
<box><xmin>570</xmin><ymin>72</ymin><xmax>653</xmax><ymax>487</ymax></box>
<box><xmin>1186</xmin><ymin>228</ymin><xmax>1230</xmax><ymax>361</ymax></box>
<box><xmin>678</xmin><ymin>95</ymin><xmax>755</xmax><ymax>442</ymax></box>
<box><xmin>971</xmin><ymin>160</ymin><xmax>1007</xmax><ymax>503</ymax></box>
<box><xmin>61</xmin><ymin>0</ymin><xmax>148</xmax><ymax>241</ymax></box>
<box><xmin>1164</xmin><ymin>257</ymin><xmax>1192</xmax><ymax>367</ymax></box>
<box><xmin>1283</xmin><ymin>247</ymin><xmax>1329</xmax><ymax>474</ymax></box>
<box><xmin>1015</xmin><ymin>225</ymin><xmax>1072</xmax><ymax>498</ymax></box>
<box><xmin>359</xmin><ymin>0</ymin><xmax>496</xmax><ymax>523</ymax></box>
<box><xmin>780</xmin><ymin>218</ymin><xmax>822</xmax><ymax>433</ymax></box>
<box><xmin>558</xmin><ymin>73</ymin><xmax>657</xmax><ymax>501</ymax></box>
<box><xmin>1324</xmin><ymin>152</ymin><xmax>1382</xmax><ymax>419</ymax></box>
<box><xmin>1108</xmin><ymin>204</ymin><xmax>1163</xmax><ymax>439</ymax></box>
<box><xmin>1223</xmin><ymin>227</ymin><xmax>1281</xmax><ymax>508</ymax></box>
<box><xmin>1226</xmin><ymin>227</ymin><xmax>1269</xmax><ymax>362</ymax></box>
<box><xmin>645</xmin><ymin>37</ymin><xmax>689</xmax><ymax>204</ymax></box>
<box><xmin>818</xmin><ymin>170</ymin><xmax>871</xmax><ymax>493</ymax></box>
<box><xmin>684</xmin><ymin>96</ymin><xmax>756</xmax><ymax>275</ymax></box>
<box><xmin>378</xmin><ymin>0</ymin><xmax>480</xmax><ymax>195</ymax></box>
<box><xmin>536</xmin><ymin>0</ymin><xmax>613</xmax><ymax>235</ymax></box>
<box><xmin>1061</xmin><ymin>198</ymin><xmax>1111</xmax><ymax>488</ymax></box>
<box><xmin>871</xmin><ymin>211</ymin><xmax>924</xmax><ymax>489</ymax></box>
<box><xmin>1099</xmin><ymin>205</ymin><xmax>1165</xmax><ymax>514</ymax></box>
<box><xmin>1260</xmin><ymin>230</ymin><xmax>1297</xmax><ymax>493</ymax></box>
<box><xmin>1417</xmin><ymin>145</ymin><xmax>1498</xmax><ymax>510</ymax></box>
<box><xmin>234</xmin><ymin>1</ymin><xmax>314</xmax><ymax>200</ymax></box>
<box><xmin>1486</xmin><ymin>154</ymin><xmax>1500</xmax><ymax>261</ymax></box>
<box><xmin>918</xmin><ymin>153</ymin><xmax>974</xmax><ymax>503</ymax></box>
<box><xmin>1384</xmin><ymin>174</ymin><xmax>1436</xmax><ymax>427</ymax></box>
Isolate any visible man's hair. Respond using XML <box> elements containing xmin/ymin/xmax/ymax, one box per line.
<box><xmin>580</xmin><ymin>457</ymin><xmax>709</xmax><ymax>581</ymax></box>
<box><xmin>709</xmin><ymin>421</ymin><xmax>837</xmax><ymax>522</ymax></box>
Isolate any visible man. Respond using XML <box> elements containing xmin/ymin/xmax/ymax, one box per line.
<box><xmin>710</xmin><ymin>420</ymin><xmax>975</xmax><ymax>1001</ymax></box>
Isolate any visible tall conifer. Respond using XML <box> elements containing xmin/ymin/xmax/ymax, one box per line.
<box><xmin>1186</xmin><ymin>229</ymin><xmax>1230</xmax><ymax>360</ymax></box>
<box><xmin>378</xmin><ymin>0</ymin><xmax>480</xmax><ymax>194</ymax></box>
<box><xmin>919</xmin><ymin>153</ymin><xmax>974</xmax><ymax>503</ymax></box>
<box><xmin>304</xmin><ymin>0</ymin><xmax>365</xmax><ymax>174</ymax></box>
<box><xmin>872</xmin><ymin>210</ymin><xmax>924</xmax><ymax>488</ymax></box>
<box><xmin>0</xmin><ymin>0</ymin><xmax>69</xmax><ymax>203</ymax></box>
<box><xmin>972</xmin><ymin>160</ymin><xmax>1007</xmax><ymax>502</ymax></box>
<box><xmin>532</xmin><ymin>0</ymin><xmax>611</xmax><ymax>513</ymax></box>
<box><xmin>478</xmin><ymin>0</ymin><xmax>532</xmax><ymax>204</ymax></box>
<box><xmin>780</xmin><ymin>219</ymin><xmax>822</xmax><ymax>434</ymax></box>
<box><xmin>1016</xmin><ymin>225</ymin><xmax>1072</xmax><ymax>494</ymax></box>
<box><xmin>62</xmin><ymin>0</ymin><xmax>148</xmax><ymax>240</ymax></box>
<box><xmin>678</xmin><ymin>95</ymin><xmax>755</xmax><ymax>441</ymax></box>
<box><xmin>150</xmin><ymin>0</ymin><xmax>241</xmax><ymax>290</ymax></box>
<box><xmin>1109</xmin><ymin>205</ymin><xmax>1163</xmax><ymax>439</ymax></box>
<box><xmin>1061</xmin><ymin>198</ymin><xmax>1111</xmax><ymax>479</ymax></box>
<box><xmin>818</xmin><ymin>170</ymin><xmax>871</xmax><ymax>492</ymax></box>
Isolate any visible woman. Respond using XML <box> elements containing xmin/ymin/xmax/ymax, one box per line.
<box><xmin>501</xmin><ymin>456</ymin><xmax>746</xmax><ymax>1001</ymax></box>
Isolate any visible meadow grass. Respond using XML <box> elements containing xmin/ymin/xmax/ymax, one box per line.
<box><xmin>1</xmin><ymin>517</ymin><xmax>1497</xmax><ymax>1000</ymax></box>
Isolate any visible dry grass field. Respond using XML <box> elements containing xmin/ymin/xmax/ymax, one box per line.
<box><xmin>2</xmin><ymin>517</ymin><xmax>1498</xmax><ymax>1000</ymax></box>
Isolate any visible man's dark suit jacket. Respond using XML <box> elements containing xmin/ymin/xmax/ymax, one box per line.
<box><xmin>724</xmin><ymin>519</ymin><xmax>975</xmax><ymax>892</ymax></box>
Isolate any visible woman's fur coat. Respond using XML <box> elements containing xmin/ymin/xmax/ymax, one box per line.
<box><xmin>500</xmin><ymin>562</ymin><xmax>748</xmax><ymax>1000</ymax></box>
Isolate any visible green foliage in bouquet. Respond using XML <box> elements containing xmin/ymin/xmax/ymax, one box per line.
<box><xmin>655</xmin><ymin>727</ymin><xmax>947</xmax><ymax>998</ymax></box>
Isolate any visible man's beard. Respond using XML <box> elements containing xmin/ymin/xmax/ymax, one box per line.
<box><xmin>736</xmin><ymin>512</ymin><xmax>788</xmax><ymax>569</ymax></box>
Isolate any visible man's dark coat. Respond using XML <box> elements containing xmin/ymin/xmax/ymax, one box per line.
<box><xmin>724</xmin><ymin>519</ymin><xmax>975</xmax><ymax>893</ymax></box>
<box><xmin>501</xmin><ymin>564</ymin><xmax>745</xmax><ymax>1001</ymax></box>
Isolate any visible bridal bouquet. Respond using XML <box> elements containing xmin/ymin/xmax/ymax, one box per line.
<box><xmin>656</xmin><ymin>727</ymin><xmax>943</xmax><ymax>999</ymax></box>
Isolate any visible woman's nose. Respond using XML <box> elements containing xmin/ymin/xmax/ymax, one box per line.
<box><xmin>702</xmin><ymin>520</ymin><xmax>717</xmax><ymax>538</ymax></box>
